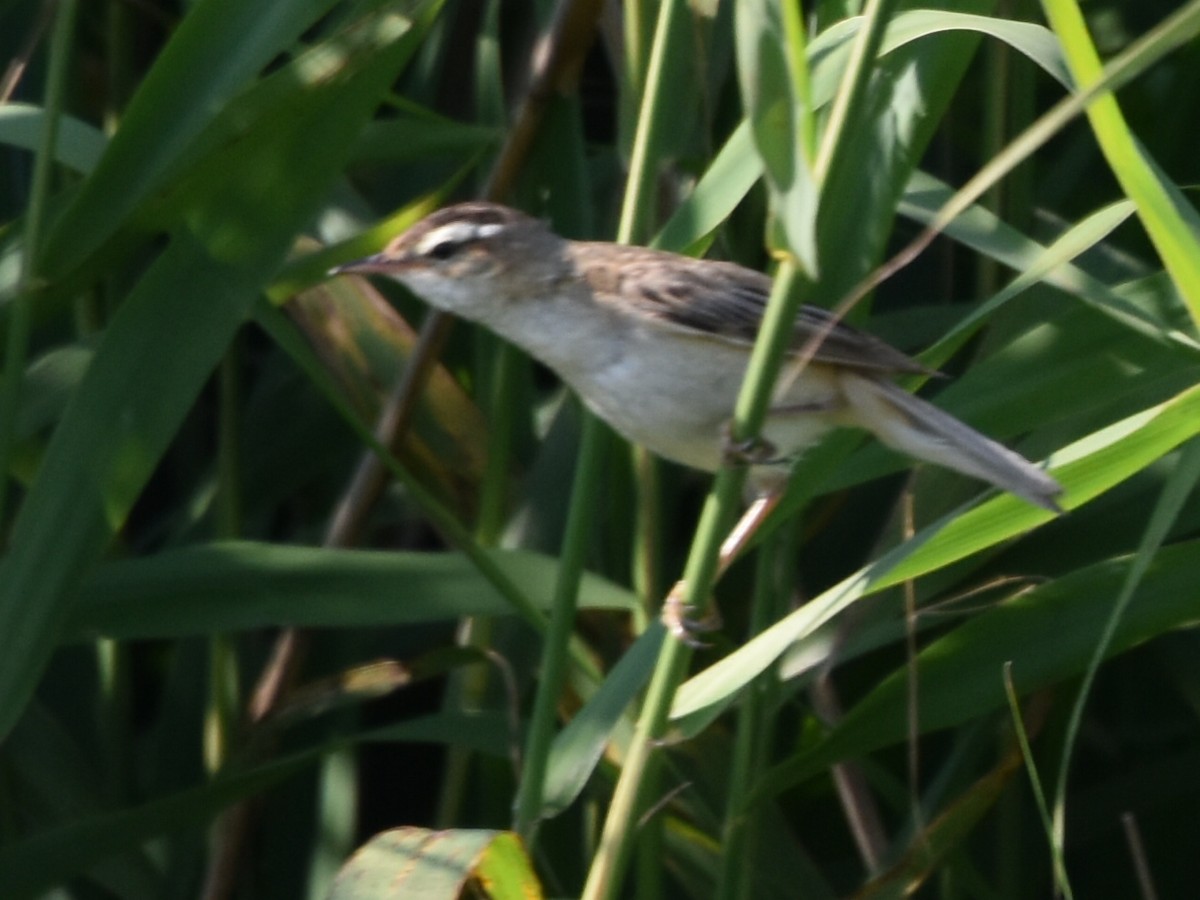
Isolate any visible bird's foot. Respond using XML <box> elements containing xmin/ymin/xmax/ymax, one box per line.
<box><xmin>662</xmin><ymin>581</ymin><xmax>722</xmax><ymax>647</ymax></box>
<box><xmin>720</xmin><ymin>426</ymin><xmax>783</xmax><ymax>467</ymax></box>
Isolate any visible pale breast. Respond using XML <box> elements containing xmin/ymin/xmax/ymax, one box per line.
<box><xmin>563</xmin><ymin>325</ymin><xmax>844</xmax><ymax>472</ymax></box>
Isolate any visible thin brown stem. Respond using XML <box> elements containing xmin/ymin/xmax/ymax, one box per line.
<box><xmin>1121</xmin><ymin>812</ymin><xmax>1160</xmax><ymax>900</ymax></box>
<box><xmin>902</xmin><ymin>491</ymin><xmax>925</xmax><ymax>837</ymax></box>
<box><xmin>0</xmin><ymin>0</ymin><xmax>55</xmax><ymax>102</ymax></box>
<box><xmin>483</xmin><ymin>0</ymin><xmax>606</xmax><ymax>202</ymax></box>
<box><xmin>809</xmin><ymin>674</ymin><xmax>889</xmax><ymax>874</ymax></box>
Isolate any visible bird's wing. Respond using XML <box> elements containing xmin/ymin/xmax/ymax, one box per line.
<box><xmin>576</xmin><ymin>244</ymin><xmax>931</xmax><ymax>376</ymax></box>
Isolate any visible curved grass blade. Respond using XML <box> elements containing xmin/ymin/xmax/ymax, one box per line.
<box><xmin>757</xmin><ymin>536</ymin><xmax>1200</xmax><ymax>798</ymax></box>
<box><xmin>68</xmin><ymin>542</ymin><xmax>637</xmax><ymax>640</ymax></box>
<box><xmin>672</xmin><ymin>382</ymin><xmax>1200</xmax><ymax>730</ymax></box>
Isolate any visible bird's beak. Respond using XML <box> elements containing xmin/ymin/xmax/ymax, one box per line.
<box><xmin>328</xmin><ymin>253</ymin><xmax>392</xmax><ymax>277</ymax></box>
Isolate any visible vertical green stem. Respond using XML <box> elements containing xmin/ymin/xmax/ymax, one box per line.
<box><xmin>616</xmin><ymin>0</ymin><xmax>687</xmax><ymax>245</ymax></box>
<box><xmin>630</xmin><ymin>446</ymin><xmax>660</xmax><ymax>624</ymax></box>
<box><xmin>576</xmin><ymin>0</ymin><xmax>692</xmax><ymax>889</ymax></box>
<box><xmin>216</xmin><ymin>349</ymin><xmax>242</xmax><ymax>538</ymax></box>
<box><xmin>94</xmin><ymin>637</ymin><xmax>131</xmax><ymax>798</ymax></box>
<box><xmin>581</xmin><ymin>261</ymin><xmax>808</xmax><ymax>900</ymax></box>
<box><xmin>813</xmin><ymin>0</ymin><xmax>895</xmax><ymax>185</ymax></box>
<box><xmin>976</xmin><ymin>16</ymin><xmax>1009</xmax><ymax>301</ymax></box>
<box><xmin>476</xmin><ymin>341</ymin><xmax>521</xmax><ymax>544</ymax></box>
<box><xmin>436</xmin><ymin>337</ymin><xmax>515</xmax><ymax>827</ymax></box>
<box><xmin>780</xmin><ymin>0</ymin><xmax>816</xmax><ymax>164</ymax></box>
<box><xmin>715</xmin><ymin>527</ymin><xmax>787</xmax><ymax>900</ymax></box>
<box><xmin>207</xmin><ymin>348</ymin><xmax>243</xmax><ymax>773</ymax></box>
<box><xmin>306</xmin><ymin>748</ymin><xmax>357</xmax><ymax>900</ymax></box>
<box><xmin>0</xmin><ymin>0</ymin><xmax>79</xmax><ymax>525</ymax></box>
<box><xmin>435</xmin><ymin>0</ymin><xmax>512</xmax><ymax>828</ymax></box>
<box><xmin>491</xmin><ymin>0</ymin><xmax>618</xmax><ymax>849</ymax></box>
<box><xmin>205</xmin><ymin>638</ymin><xmax>241</xmax><ymax>774</ymax></box>
<box><xmin>514</xmin><ymin>413</ymin><xmax>608</xmax><ymax>839</ymax></box>
<box><xmin>578</xmin><ymin>589</ymin><xmax>699</xmax><ymax>900</ymax></box>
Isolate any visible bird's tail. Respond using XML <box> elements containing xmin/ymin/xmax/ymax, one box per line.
<box><xmin>839</xmin><ymin>374</ymin><xmax>1063</xmax><ymax>512</ymax></box>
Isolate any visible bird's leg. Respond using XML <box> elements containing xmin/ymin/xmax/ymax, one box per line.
<box><xmin>660</xmin><ymin>491</ymin><xmax>784</xmax><ymax>641</ymax></box>
<box><xmin>665</xmin><ymin>399</ymin><xmax>817</xmax><ymax>640</ymax></box>
<box><xmin>718</xmin><ymin>490</ymin><xmax>782</xmax><ymax>571</ymax></box>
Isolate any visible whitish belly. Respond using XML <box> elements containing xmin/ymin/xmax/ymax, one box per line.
<box><xmin>565</xmin><ymin>332</ymin><xmax>842</xmax><ymax>472</ymax></box>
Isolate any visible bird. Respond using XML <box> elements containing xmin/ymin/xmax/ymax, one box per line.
<box><xmin>332</xmin><ymin>201</ymin><xmax>1062</xmax><ymax>512</ymax></box>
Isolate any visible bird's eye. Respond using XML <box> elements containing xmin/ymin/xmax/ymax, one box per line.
<box><xmin>427</xmin><ymin>240</ymin><xmax>459</xmax><ymax>260</ymax></box>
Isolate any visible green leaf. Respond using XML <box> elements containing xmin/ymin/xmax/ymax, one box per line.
<box><xmin>810</xmin><ymin>2</ymin><xmax>991</xmax><ymax>306</ymax></box>
<box><xmin>0</xmin><ymin>234</ymin><xmax>254</xmax><ymax>741</ymax></box>
<box><xmin>653</xmin><ymin>122</ymin><xmax>762</xmax><ymax>254</ymax></box>
<box><xmin>0</xmin><ymin>751</ymin><xmax>314</xmax><ymax>900</ymax></box>
<box><xmin>0</xmin><ymin>3</ymin><xmax>435</xmax><ymax>740</ymax></box>
<box><xmin>900</xmin><ymin>170</ymin><xmax>1198</xmax><ymax>353</ymax></box>
<box><xmin>763</xmin><ymin>538</ymin><xmax>1200</xmax><ymax>793</ymax></box>
<box><xmin>360</xmin><ymin>711</ymin><xmax>516</xmax><ymax>759</ymax></box>
<box><xmin>351</xmin><ymin>117</ymin><xmax>500</xmax><ymax>165</ymax></box>
<box><xmin>809</xmin><ymin>10</ymin><xmax>1071</xmax><ymax>101</ymax></box>
<box><xmin>0</xmin><ymin>709</ymin><xmax>509</xmax><ymax>899</ymax></box>
<box><xmin>39</xmin><ymin>0</ymin><xmax>341</xmax><ymax>275</ymax></box>
<box><xmin>1042</xmin><ymin>0</ymin><xmax>1200</xmax><ymax>329</ymax></box>
<box><xmin>329</xmin><ymin>827</ymin><xmax>542</xmax><ymax>900</ymax></box>
<box><xmin>0</xmin><ymin>103</ymin><xmax>107</xmax><ymax>174</ymax></box>
<box><xmin>68</xmin><ymin>542</ymin><xmax>637</xmax><ymax>640</ymax></box>
<box><xmin>539</xmin><ymin>624</ymin><xmax>665</xmax><ymax>818</ymax></box>
<box><xmin>734</xmin><ymin>0</ymin><xmax>818</xmax><ymax>269</ymax></box>
<box><xmin>3</xmin><ymin>702</ymin><xmax>162</xmax><ymax>898</ymax></box>
<box><xmin>671</xmin><ymin>382</ymin><xmax>1200</xmax><ymax>729</ymax></box>
<box><xmin>16</xmin><ymin>344</ymin><xmax>94</xmax><ymax>440</ymax></box>
<box><xmin>284</xmin><ymin>272</ymin><xmax>490</xmax><ymax>516</ymax></box>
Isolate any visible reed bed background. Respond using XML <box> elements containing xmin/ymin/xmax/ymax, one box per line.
<box><xmin>2</xmin><ymin>0</ymin><xmax>1199</xmax><ymax>897</ymax></box>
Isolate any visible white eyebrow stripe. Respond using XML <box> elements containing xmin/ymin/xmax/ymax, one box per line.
<box><xmin>414</xmin><ymin>220</ymin><xmax>506</xmax><ymax>255</ymax></box>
